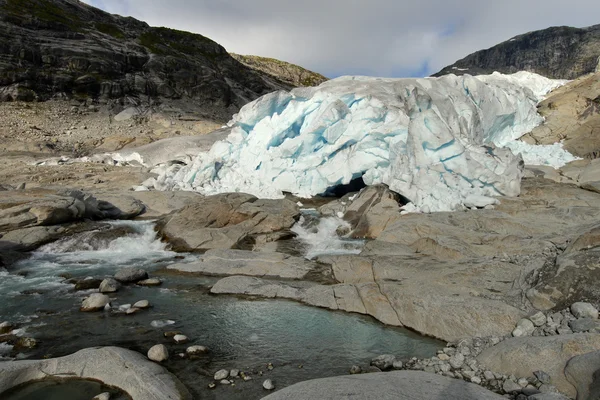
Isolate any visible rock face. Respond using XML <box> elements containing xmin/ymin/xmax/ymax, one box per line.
<box><xmin>210</xmin><ymin>179</ymin><xmax>600</xmax><ymax>341</ymax></box>
<box><xmin>158</xmin><ymin>193</ymin><xmax>299</xmax><ymax>251</ymax></box>
<box><xmin>520</xmin><ymin>71</ymin><xmax>600</xmax><ymax>160</ymax></box>
<box><xmin>0</xmin><ymin>0</ymin><xmax>290</xmax><ymax>119</ymax></box>
<box><xmin>477</xmin><ymin>334</ymin><xmax>600</xmax><ymax>398</ymax></box>
<box><xmin>0</xmin><ymin>346</ymin><xmax>191</xmax><ymax>399</ymax></box>
<box><xmin>230</xmin><ymin>54</ymin><xmax>328</xmax><ymax>87</ymax></box>
<box><xmin>564</xmin><ymin>350</ymin><xmax>600</xmax><ymax>400</ymax></box>
<box><xmin>168</xmin><ymin>249</ymin><xmax>327</xmax><ymax>280</ymax></box>
<box><xmin>434</xmin><ymin>24</ymin><xmax>600</xmax><ymax>79</ymax></box>
<box><xmin>261</xmin><ymin>370</ymin><xmax>506</xmax><ymax>400</ymax></box>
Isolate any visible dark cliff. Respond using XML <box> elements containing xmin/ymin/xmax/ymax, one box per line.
<box><xmin>0</xmin><ymin>0</ymin><xmax>292</xmax><ymax>119</ymax></box>
<box><xmin>434</xmin><ymin>24</ymin><xmax>600</xmax><ymax>79</ymax></box>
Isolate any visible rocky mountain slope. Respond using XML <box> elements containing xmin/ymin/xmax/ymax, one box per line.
<box><xmin>230</xmin><ymin>54</ymin><xmax>328</xmax><ymax>87</ymax></box>
<box><xmin>521</xmin><ymin>70</ymin><xmax>600</xmax><ymax>160</ymax></box>
<box><xmin>0</xmin><ymin>0</ymin><xmax>295</xmax><ymax>120</ymax></box>
<box><xmin>434</xmin><ymin>24</ymin><xmax>600</xmax><ymax>79</ymax></box>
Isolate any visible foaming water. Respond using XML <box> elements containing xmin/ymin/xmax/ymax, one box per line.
<box><xmin>291</xmin><ymin>211</ymin><xmax>364</xmax><ymax>259</ymax></box>
<box><xmin>0</xmin><ymin>221</ymin><xmax>194</xmax><ymax>320</ymax></box>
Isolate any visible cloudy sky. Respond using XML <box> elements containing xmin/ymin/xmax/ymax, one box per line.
<box><xmin>81</xmin><ymin>0</ymin><xmax>600</xmax><ymax>78</ymax></box>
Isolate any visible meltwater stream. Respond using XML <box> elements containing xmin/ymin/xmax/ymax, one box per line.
<box><xmin>0</xmin><ymin>220</ymin><xmax>441</xmax><ymax>399</ymax></box>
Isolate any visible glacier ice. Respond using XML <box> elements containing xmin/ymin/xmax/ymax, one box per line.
<box><xmin>145</xmin><ymin>72</ymin><xmax>573</xmax><ymax>212</ymax></box>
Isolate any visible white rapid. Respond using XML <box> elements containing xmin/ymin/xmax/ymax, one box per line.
<box><xmin>291</xmin><ymin>212</ymin><xmax>364</xmax><ymax>260</ymax></box>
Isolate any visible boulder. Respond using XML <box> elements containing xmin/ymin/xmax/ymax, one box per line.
<box><xmin>157</xmin><ymin>193</ymin><xmax>299</xmax><ymax>252</ymax></box>
<box><xmin>564</xmin><ymin>350</ymin><xmax>600</xmax><ymax>400</ymax></box>
<box><xmin>114</xmin><ymin>268</ymin><xmax>148</xmax><ymax>283</ymax></box>
<box><xmin>0</xmin><ymin>347</ymin><xmax>190</xmax><ymax>400</ymax></box>
<box><xmin>571</xmin><ymin>302</ymin><xmax>599</xmax><ymax>320</ymax></box>
<box><xmin>81</xmin><ymin>293</ymin><xmax>110</xmax><ymax>312</ymax></box>
<box><xmin>147</xmin><ymin>344</ymin><xmax>169</xmax><ymax>363</ymax></box>
<box><xmin>261</xmin><ymin>370</ymin><xmax>506</xmax><ymax>400</ymax></box>
<box><xmin>343</xmin><ymin>185</ymin><xmax>403</xmax><ymax>239</ymax></box>
<box><xmin>99</xmin><ymin>278</ymin><xmax>121</xmax><ymax>293</ymax></box>
<box><xmin>477</xmin><ymin>334</ymin><xmax>600</xmax><ymax>398</ymax></box>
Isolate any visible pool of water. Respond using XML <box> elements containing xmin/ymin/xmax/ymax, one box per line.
<box><xmin>0</xmin><ymin>220</ymin><xmax>442</xmax><ymax>399</ymax></box>
<box><xmin>1</xmin><ymin>378</ymin><xmax>129</xmax><ymax>400</ymax></box>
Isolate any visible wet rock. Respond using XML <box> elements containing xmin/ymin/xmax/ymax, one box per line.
<box><xmin>125</xmin><ymin>307</ymin><xmax>140</xmax><ymax>315</ymax></box>
<box><xmin>163</xmin><ymin>331</ymin><xmax>182</xmax><ymax>338</ymax></box>
<box><xmin>73</xmin><ymin>278</ymin><xmax>102</xmax><ymax>291</ymax></box>
<box><xmin>147</xmin><ymin>344</ymin><xmax>169</xmax><ymax>363</ymax></box>
<box><xmin>570</xmin><ymin>302</ymin><xmax>599</xmax><ymax>319</ymax></box>
<box><xmin>137</xmin><ymin>278</ymin><xmax>162</xmax><ymax>287</ymax></box>
<box><xmin>133</xmin><ymin>300</ymin><xmax>150</xmax><ymax>309</ymax></box>
<box><xmin>370</xmin><ymin>354</ymin><xmax>397</xmax><ymax>371</ymax></box>
<box><xmin>214</xmin><ymin>369</ymin><xmax>229</xmax><ymax>380</ymax></box>
<box><xmin>80</xmin><ymin>293</ymin><xmax>110</xmax><ymax>312</ymax></box>
<box><xmin>186</xmin><ymin>345</ymin><xmax>208</xmax><ymax>356</ymax></box>
<box><xmin>14</xmin><ymin>337</ymin><xmax>37</xmax><ymax>350</ymax></box>
<box><xmin>263</xmin><ymin>379</ymin><xmax>275</xmax><ymax>390</ymax></box>
<box><xmin>173</xmin><ymin>335</ymin><xmax>188</xmax><ymax>344</ymax></box>
<box><xmin>230</xmin><ymin>369</ymin><xmax>239</xmax><ymax>377</ymax></box>
<box><xmin>118</xmin><ymin>304</ymin><xmax>132</xmax><ymax>312</ymax></box>
<box><xmin>350</xmin><ymin>365</ymin><xmax>362</xmax><ymax>374</ymax></box>
<box><xmin>0</xmin><ymin>322</ymin><xmax>14</xmax><ymax>335</ymax></box>
<box><xmin>99</xmin><ymin>278</ymin><xmax>120</xmax><ymax>293</ymax></box>
<box><xmin>92</xmin><ymin>393</ymin><xmax>110</xmax><ymax>400</ymax></box>
<box><xmin>114</xmin><ymin>268</ymin><xmax>148</xmax><ymax>283</ymax></box>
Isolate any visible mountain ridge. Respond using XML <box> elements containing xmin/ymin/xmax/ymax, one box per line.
<box><xmin>434</xmin><ymin>24</ymin><xmax>600</xmax><ymax>79</ymax></box>
<box><xmin>0</xmin><ymin>0</ymin><xmax>323</xmax><ymax>119</ymax></box>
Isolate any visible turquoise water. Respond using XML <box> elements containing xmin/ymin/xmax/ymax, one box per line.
<box><xmin>0</xmin><ymin>221</ymin><xmax>442</xmax><ymax>399</ymax></box>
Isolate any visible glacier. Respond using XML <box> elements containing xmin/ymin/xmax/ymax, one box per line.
<box><xmin>144</xmin><ymin>72</ymin><xmax>574</xmax><ymax>212</ymax></box>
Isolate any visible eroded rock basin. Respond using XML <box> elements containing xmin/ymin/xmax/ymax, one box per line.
<box><xmin>0</xmin><ymin>220</ymin><xmax>441</xmax><ymax>399</ymax></box>
<box><xmin>2</xmin><ymin>378</ymin><xmax>129</xmax><ymax>400</ymax></box>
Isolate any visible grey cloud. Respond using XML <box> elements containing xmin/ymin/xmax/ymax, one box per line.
<box><xmin>82</xmin><ymin>0</ymin><xmax>600</xmax><ymax>77</ymax></box>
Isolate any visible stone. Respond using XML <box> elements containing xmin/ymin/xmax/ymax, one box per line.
<box><xmin>538</xmin><ymin>384</ymin><xmax>559</xmax><ymax>394</ymax></box>
<box><xmin>564</xmin><ymin>350</ymin><xmax>600</xmax><ymax>400</ymax></box>
<box><xmin>569</xmin><ymin>318</ymin><xmax>600</xmax><ymax>333</ymax></box>
<box><xmin>570</xmin><ymin>302</ymin><xmax>599</xmax><ymax>319</ymax></box>
<box><xmin>263</xmin><ymin>379</ymin><xmax>275</xmax><ymax>390</ymax></box>
<box><xmin>449</xmin><ymin>353</ymin><xmax>465</xmax><ymax>369</ymax></box>
<box><xmin>533</xmin><ymin>370</ymin><xmax>552</xmax><ymax>385</ymax></box>
<box><xmin>529</xmin><ymin>312</ymin><xmax>547</xmax><ymax>327</ymax></box>
<box><xmin>147</xmin><ymin>345</ymin><xmax>169</xmax><ymax>363</ymax></box>
<box><xmin>173</xmin><ymin>335</ymin><xmax>188</xmax><ymax>344</ymax></box>
<box><xmin>80</xmin><ymin>293</ymin><xmax>110</xmax><ymax>312</ymax></box>
<box><xmin>503</xmin><ymin>379</ymin><xmax>522</xmax><ymax>393</ymax></box>
<box><xmin>437</xmin><ymin>353</ymin><xmax>450</xmax><ymax>361</ymax></box>
<box><xmin>527</xmin><ymin>394</ymin><xmax>570</xmax><ymax>400</ymax></box>
<box><xmin>521</xmin><ymin>387</ymin><xmax>541</xmax><ymax>396</ymax></box>
<box><xmin>114</xmin><ymin>268</ymin><xmax>148</xmax><ymax>283</ymax></box>
<box><xmin>392</xmin><ymin>360</ymin><xmax>403</xmax><ymax>370</ymax></box>
<box><xmin>74</xmin><ymin>278</ymin><xmax>102</xmax><ymax>291</ymax></box>
<box><xmin>371</xmin><ymin>354</ymin><xmax>397</xmax><ymax>371</ymax></box>
<box><xmin>484</xmin><ymin>371</ymin><xmax>496</xmax><ymax>381</ymax></box>
<box><xmin>518</xmin><ymin>378</ymin><xmax>529</xmax><ymax>387</ymax></box>
<box><xmin>477</xmin><ymin>334</ymin><xmax>600</xmax><ymax>398</ymax></box>
<box><xmin>513</xmin><ymin>319</ymin><xmax>535</xmax><ymax>337</ymax></box>
<box><xmin>261</xmin><ymin>370</ymin><xmax>506</xmax><ymax>400</ymax></box>
<box><xmin>14</xmin><ymin>337</ymin><xmax>37</xmax><ymax>350</ymax></box>
<box><xmin>186</xmin><ymin>346</ymin><xmax>208</xmax><ymax>355</ymax></box>
<box><xmin>220</xmin><ymin>379</ymin><xmax>231</xmax><ymax>385</ymax></box>
<box><xmin>0</xmin><ymin>347</ymin><xmax>190</xmax><ymax>400</ymax></box>
<box><xmin>133</xmin><ymin>300</ymin><xmax>150</xmax><ymax>309</ymax></box>
<box><xmin>214</xmin><ymin>369</ymin><xmax>229</xmax><ymax>381</ymax></box>
<box><xmin>471</xmin><ymin>376</ymin><xmax>482</xmax><ymax>384</ymax></box>
<box><xmin>350</xmin><ymin>365</ymin><xmax>362</xmax><ymax>374</ymax></box>
<box><xmin>92</xmin><ymin>393</ymin><xmax>110</xmax><ymax>400</ymax></box>
<box><xmin>99</xmin><ymin>278</ymin><xmax>121</xmax><ymax>293</ymax></box>
<box><xmin>136</xmin><ymin>278</ymin><xmax>162</xmax><ymax>287</ymax></box>
<box><xmin>125</xmin><ymin>307</ymin><xmax>140</xmax><ymax>315</ymax></box>
<box><xmin>0</xmin><ymin>321</ymin><xmax>14</xmax><ymax>335</ymax></box>
<box><xmin>230</xmin><ymin>369</ymin><xmax>239</xmax><ymax>377</ymax></box>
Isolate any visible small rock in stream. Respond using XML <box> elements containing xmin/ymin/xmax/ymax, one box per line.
<box><xmin>147</xmin><ymin>344</ymin><xmax>169</xmax><ymax>363</ymax></box>
<box><xmin>263</xmin><ymin>379</ymin><xmax>275</xmax><ymax>390</ymax></box>
<box><xmin>214</xmin><ymin>369</ymin><xmax>229</xmax><ymax>380</ymax></box>
<box><xmin>133</xmin><ymin>300</ymin><xmax>150</xmax><ymax>309</ymax></box>
<box><xmin>80</xmin><ymin>293</ymin><xmax>110</xmax><ymax>312</ymax></box>
<box><xmin>99</xmin><ymin>278</ymin><xmax>120</xmax><ymax>293</ymax></box>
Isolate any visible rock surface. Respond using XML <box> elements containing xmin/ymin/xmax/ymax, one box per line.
<box><xmin>261</xmin><ymin>370</ymin><xmax>506</xmax><ymax>400</ymax></box>
<box><xmin>0</xmin><ymin>346</ymin><xmax>190</xmax><ymax>399</ymax></box>
<box><xmin>0</xmin><ymin>0</ymin><xmax>291</xmax><ymax>119</ymax></box>
<box><xmin>477</xmin><ymin>334</ymin><xmax>600</xmax><ymax>398</ymax></box>
<box><xmin>564</xmin><ymin>350</ymin><xmax>600</xmax><ymax>400</ymax></box>
<box><xmin>230</xmin><ymin>54</ymin><xmax>327</xmax><ymax>88</ymax></box>
<box><xmin>158</xmin><ymin>193</ymin><xmax>299</xmax><ymax>251</ymax></box>
<box><xmin>168</xmin><ymin>249</ymin><xmax>326</xmax><ymax>280</ymax></box>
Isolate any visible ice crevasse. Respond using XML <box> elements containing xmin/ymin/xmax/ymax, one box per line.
<box><xmin>147</xmin><ymin>72</ymin><xmax>575</xmax><ymax>212</ymax></box>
